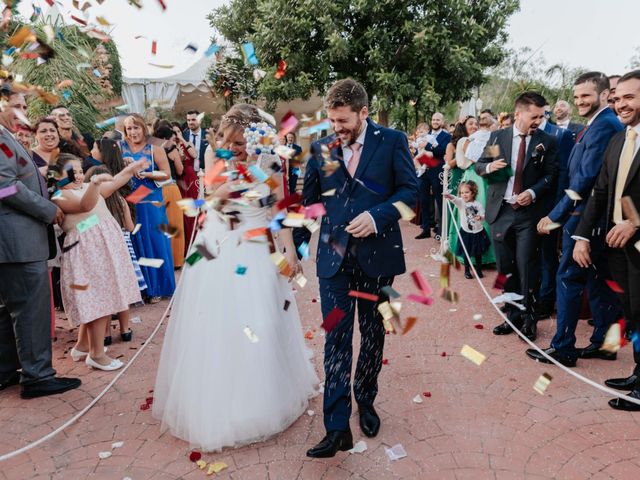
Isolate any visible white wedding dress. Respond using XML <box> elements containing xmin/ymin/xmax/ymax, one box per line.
<box><xmin>153</xmin><ymin>185</ymin><xmax>319</xmax><ymax>452</ymax></box>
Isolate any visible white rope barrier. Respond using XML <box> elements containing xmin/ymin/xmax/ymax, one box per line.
<box><xmin>445</xmin><ymin>200</ymin><xmax>640</xmax><ymax>406</ymax></box>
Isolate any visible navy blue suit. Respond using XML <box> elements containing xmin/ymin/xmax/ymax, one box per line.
<box><xmin>182</xmin><ymin>128</ymin><xmax>209</xmax><ymax>170</ymax></box>
<box><xmin>419</xmin><ymin>129</ymin><xmax>451</xmax><ymax>232</ymax></box>
<box><xmin>303</xmin><ymin>118</ymin><xmax>418</xmax><ymax>432</ymax></box>
<box><xmin>547</xmin><ymin>108</ymin><xmax>623</xmax><ymax>357</ymax></box>
<box><xmin>538</xmin><ymin>121</ymin><xmax>578</xmax><ymax>303</ymax></box>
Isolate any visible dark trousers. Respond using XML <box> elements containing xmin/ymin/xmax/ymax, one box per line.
<box><xmin>539</xmin><ymin>229</ymin><xmax>559</xmax><ymax>302</ymax></box>
<box><xmin>288</xmin><ymin>166</ymin><xmax>299</xmax><ymax>195</ymax></box>
<box><xmin>419</xmin><ymin>165</ymin><xmax>443</xmax><ymax>232</ymax></box>
<box><xmin>607</xmin><ymin>248</ymin><xmax>640</xmax><ymax>379</ymax></box>
<box><xmin>551</xmin><ymin>229</ymin><xmax>621</xmax><ymax>357</ymax></box>
<box><xmin>319</xmin><ymin>251</ymin><xmax>393</xmax><ymax>432</ymax></box>
<box><xmin>0</xmin><ymin>261</ymin><xmax>56</xmax><ymax>385</ymax></box>
<box><xmin>489</xmin><ymin>204</ymin><xmax>540</xmax><ymax>312</ymax></box>
<box><xmin>292</xmin><ymin>226</ymin><xmax>312</xmax><ymax>260</ymax></box>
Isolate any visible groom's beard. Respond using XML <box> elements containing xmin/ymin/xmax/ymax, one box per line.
<box><xmin>338</xmin><ymin>118</ymin><xmax>363</xmax><ymax>146</ymax></box>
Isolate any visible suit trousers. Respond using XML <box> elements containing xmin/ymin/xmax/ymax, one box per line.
<box><xmin>538</xmin><ymin>228</ymin><xmax>559</xmax><ymax>302</ymax></box>
<box><xmin>419</xmin><ymin>165</ymin><xmax>443</xmax><ymax>232</ymax></box>
<box><xmin>606</xmin><ymin>248</ymin><xmax>640</xmax><ymax>377</ymax></box>
<box><xmin>319</xmin><ymin>249</ymin><xmax>393</xmax><ymax>432</ymax></box>
<box><xmin>0</xmin><ymin>261</ymin><xmax>56</xmax><ymax>384</ymax></box>
<box><xmin>551</xmin><ymin>229</ymin><xmax>621</xmax><ymax>357</ymax></box>
<box><xmin>489</xmin><ymin>204</ymin><xmax>540</xmax><ymax>312</ymax></box>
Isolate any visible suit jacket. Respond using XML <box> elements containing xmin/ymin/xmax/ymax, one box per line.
<box><xmin>182</xmin><ymin>128</ymin><xmax>209</xmax><ymax>169</ymax></box>
<box><xmin>575</xmin><ymin>128</ymin><xmax>640</xmax><ymax>268</ymax></box>
<box><xmin>0</xmin><ymin>127</ymin><xmax>57</xmax><ymax>263</ymax></box>
<box><xmin>425</xmin><ymin>129</ymin><xmax>451</xmax><ymax>163</ymax></box>
<box><xmin>548</xmin><ymin>108</ymin><xmax>623</xmax><ymax>226</ymax></box>
<box><xmin>543</xmin><ymin>121</ymin><xmax>576</xmax><ymax>206</ymax></box>
<box><xmin>303</xmin><ymin>118</ymin><xmax>418</xmax><ymax>278</ymax></box>
<box><xmin>565</xmin><ymin>121</ymin><xmax>584</xmax><ymax>139</ymax></box>
<box><xmin>474</xmin><ymin>127</ymin><xmax>559</xmax><ymax>224</ymax></box>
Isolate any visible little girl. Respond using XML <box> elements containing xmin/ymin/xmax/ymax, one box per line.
<box><xmin>52</xmin><ymin>153</ymin><xmax>148</xmax><ymax>371</ymax></box>
<box><xmin>445</xmin><ymin>180</ymin><xmax>490</xmax><ymax>279</ymax></box>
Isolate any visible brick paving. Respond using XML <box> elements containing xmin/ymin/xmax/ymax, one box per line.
<box><xmin>1</xmin><ymin>222</ymin><xmax>640</xmax><ymax>479</ymax></box>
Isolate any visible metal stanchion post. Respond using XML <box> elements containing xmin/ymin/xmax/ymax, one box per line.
<box><xmin>439</xmin><ymin>165</ymin><xmax>450</xmax><ymax>256</ymax></box>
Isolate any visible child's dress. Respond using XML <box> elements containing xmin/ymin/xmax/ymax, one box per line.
<box><xmin>450</xmin><ymin>196</ymin><xmax>491</xmax><ymax>258</ymax></box>
<box><xmin>60</xmin><ymin>185</ymin><xmax>142</xmax><ymax>326</ymax></box>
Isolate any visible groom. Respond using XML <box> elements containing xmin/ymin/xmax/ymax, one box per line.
<box><xmin>303</xmin><ymin>79</ymin><xmax>418</xmax><ymax>457</ymax></box>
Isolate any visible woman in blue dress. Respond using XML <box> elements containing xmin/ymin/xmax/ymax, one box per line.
<box><xmin>121</xmin><ymin>114</ymin><xmax>176</xmax><ymax>302</ymax></box>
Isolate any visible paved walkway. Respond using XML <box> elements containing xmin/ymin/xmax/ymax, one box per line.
<box><xmin>1</xmin><ymin>223</ymin><xmax>640</xmax><ymax>479</ymax></box>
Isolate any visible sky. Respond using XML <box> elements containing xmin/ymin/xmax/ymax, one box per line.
<box><xmin>18</xmin><ymin>0</ymin><xmax>640</xmax><ymax>79</ymax></box>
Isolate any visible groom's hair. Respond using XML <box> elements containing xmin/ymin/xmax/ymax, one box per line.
<box><xmin>324</xmin><ymin>78</ymin><xmax>368</xmax><ymax>112</ymax></box>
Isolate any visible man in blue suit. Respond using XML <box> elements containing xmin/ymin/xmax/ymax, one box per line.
<box><xmin>535</xmin><ymin>108</ymin><xmax>578</xmax><ymax>319</ymax></box>
<box><xmin>304</xmin><ymin>79</ymin><xmax>418</xmax><ymax>457</ymax></box>
<box><xmin>415</xmin><ymin>112</ymin><xmax>451</xmax><ymax>238</ymax></box>
<box><xmin>527</xmin><ymin>72</ymin><xmax>624</xmax><ymax>366</ymax></box>
<box><xmin>182</xmin><ymin>110</ymin><xmax>209</xmax><ymax>170</ymax></box>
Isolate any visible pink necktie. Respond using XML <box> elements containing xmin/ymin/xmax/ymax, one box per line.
<box><xmin>347</xmin><ymin>142</ymin><xmax>362</xmax><ymax>177</ymax></box>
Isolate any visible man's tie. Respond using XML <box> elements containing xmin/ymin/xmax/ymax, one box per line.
<box><xmin>191</xmin><ymin>133</ymin><xmax>197</xmax><ymax>146</ymax></box>
<box><xmin>576</xmin><ymin>126</ymin><xmax>588</xmax><ymax>143</ymax></box>
<box><xmin>512</xmin><ymin>134</ymin><xmax>527</xmax><ymax>209</ymax></box>
<box><xmin>347</xmin><ymin>142</ymin><xmax>362</xmax><ymax>177</ymax></box>
<box><xmin>613</xmin><ymin>128</ymin><xmax>638</xmax><ymax>223</ymax></box>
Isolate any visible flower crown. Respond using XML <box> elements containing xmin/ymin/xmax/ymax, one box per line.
<box><xmin>244</xmin><ymin>121</ymin><xmax>280</xmax><ymax>156</ymax></box>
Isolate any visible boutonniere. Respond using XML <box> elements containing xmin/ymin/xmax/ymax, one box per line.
<box><xmin>531</xmin><ymin>143</ymin><xmax>546</xmax><ymax>161</ymax></box>
<box><xmin>374</xmin><ymin>130</ymin><xmax>380</xmax><ymax>136</ymax></box>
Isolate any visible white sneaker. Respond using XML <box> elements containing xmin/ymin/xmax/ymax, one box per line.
<box><xmin>85</xmin><ymin>356</ymin><xmax>123</xmax><ymax>371</ymax></box>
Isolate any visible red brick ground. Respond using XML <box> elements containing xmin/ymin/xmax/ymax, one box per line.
<box><xmin>1</xmin><ymin>222</ymin><xmax>640</xmax><ymax>479</ymax></box>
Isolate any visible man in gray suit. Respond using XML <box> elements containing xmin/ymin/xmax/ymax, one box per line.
<box><xmin>0</xmin><ymin>92</ymin><xmax>81</xmax><ymax>399</ymax></box>
<box><xmin>475</xmin><ymin>92</ymin><xmax>559</xmax><ymax>341</ymax></box>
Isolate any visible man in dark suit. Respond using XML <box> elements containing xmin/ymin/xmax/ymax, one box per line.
<box><xmin>182</xmin><ymin>110</ymin><xmax>209</xmax><ymax>171</ymax></box>
<box><xmin>553</xmin><ymin>100</ymin><xmax>584</xmax><ymax>140</ymax></box>
<box><xmin>0</xmin><ymin>92</ymin><xmax>81</xmax><ymax>399</ymax></box>
<box><xmin>527</xmin><ymin>72</ymin><xmax>624</xmax><ymax>367</ymax></box>
<box><xmin>415</xmin><ymin>112</ymin><xmax>451</xmax><ymax>238</ymax></box>
<box><xmin>475</xmin><ymin>92</ymin><xmax>558</xmax><ymax>341</ymax></box>
<box><xmin>535</xmin><ymin>108</ymin><xmax>577</xmax><ymax>318</ymax></box>
<box><xmin>573</xmin><ymin>70</ymin><xmax>640</xmax><ymax>411</ymax></box>
<box><xmin>284</xmin><ymin>131</ymin><xmax>304</xmax><ymax>194</ymax></box>
<box><xmin>304</xmin><ymin>79</ymin><xmax>418</xmax><ymax>457</ymax></box>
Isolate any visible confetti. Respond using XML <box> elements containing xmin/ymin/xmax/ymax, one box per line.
<box><xmin>196</xmin><ymin>460</ymin><xmax>207</xmax><ymax>470</ymax></box>
<box><xmin>474</xmin><ymin>324</ymin><xmax>484</xmax><ymax>329</ymax></box>
<box><xmin>411</xmin><ymin>270</ymin><xmax>432</xmax><ymax>296</ymax></box>
<box><xmin>279</xmin><ymin>110</ymin><xmax>298</xmax><ymax>137</ymax></box>
<box><xmin>294</xmin><ymin>273</ymin><xmax>307</xmax><ymax>288</ymax></box>
<box><xmin>401</xmin><ymin>316</ymin><xmax>417</xmax><ymax>335</ymax></box>
<box><xmin>533</xmin><ymin>373</ymin><xmax>553</xmax><ymax>395</ymax></box>
<box><xmin>439</xmin><ymin>262</ymin><xmax>450</xmax><ymax>288</ymax></box>
<box><xmin>111</xmin><ymin>441</ymin><xmax>124</xmax><ymax>449</ymax></box>
<box><xmin>276</xmin><ymin>192</ymin><xmax>302</xmax><ymax>210</ymax></box>
<box><xmin>158</xmin><ymin>224</ymin><xmax>180</xmax><ymax>238</ymax></box>
<box><xmin>412</xmin><ymin>394</ymin><xmax>423</xmax><ymax>404</ymax></box>
<box><xmin>98</xmin><ymin>451</ymin><xmax>112</xmax><ymax>459</ymax></box>
<box><xmin>565</xmin><ymin>189</ymin><xmax>582</xmax><ymax>201</ymax></box>
<box><xmin>0</xmin><ymin>185</ymin><xmax>18</xmax><ymax>199</ymax></box>
<box><xmin>62</xmin><ymin>240</ymin><xmax>80</xmax><ymax>252</ymax></box>
<box><xmin>601</xmin><ymin>321</ymin><xmax>623</xmax><ymax>353</ymax></box>
<box><xmin>274</xmin><ymin>59</ymin><xmax>287</xmax><ymax>79</ymax></box>
<box><xmin>204</xmin><ymin>44</ymin><xmax>220</xmax><ymax>57</ymax></box>
<box><xmin>473</xmin><ymin>314</ymin><xmax>483</xmax><ymax>321</ymax></box>
<box><xmin>76</xmin><ymin>214</ymin><xmax>99</xmax><ymax>233</ymax></box>
<box><xmin>460</xmin><ymin>344</ymin><xmax>486</xmax><ymax>365</ymax></box>
<box><xmin>283</xmin><ymin>300</ymin><xmax>291</xmax><ymax>311</ymax></box>
<box><xmin>348</xmin><ymin>290</ymin><xmax>379</xmax><ymax>302</ymax></box>
<box><xmin>248</xmin><ymin>164</ymin><xmax>269</xmax><ymax>182</ymax></box>
<box><xmin>125</xmin><ymin>185</ymin><xmax>152</xmax><ymax>204</ymax></box>
<box><xmin>189</xmin><ymin>451</ymin><xmax>202</xmax><ymax>462</ymax></box>
<box><xmin>235</xmin><ymin>265</ymin><xmax>247</xmax><ymax>275</ymax></box>
<box><xmin>393</xmin><ymin>201</ymin><xmax>416</xmax><ymax>221</ymax></box>
<box><xmin>423</xmin><ymin>391</ymin><xmax>432</xmax><ymax>398</ymax></box>
<box><xmin>306</xmin><ymin>409</ymin><xmax>315</xmax><ymax>416</ymax></box>
<box><xmin>298</xmin><ymin>241</ymin><xmax>310</xmax><ymax>259</ymax></box>
<box><xmin>204</xmin><ymin>160</ymin><xmax>226</xmax><ymax>186</ymax></box>
<box><xmin>322</xmin><ymin>189</ymin><xmax>336</xmax><ymax>196</ymax></box>
<box><xmin>635</xmin><ymin>240</ymin><xmax>640</xmax><ymax>253</ymax></box>
<box><xmin>380</xmin><ymin>286</ymin><xmax>401</xmax><ymax>299</ymax></box>
<box><xmin>384</xmin><ymin>444</ymin><xmax>407</xmax><ymax>461</ymax></box>
<box><xmin>543</xmin><ymin>222</ymin><xmax>561</xmax><ymax>231</ymax></box>
<box><xmin>605</xmin><ymin>279</ymin><xmax>624</xmax><ymax>293</ymax></box>
<box><xmin>137</xmin><ymin>258</ymin><xmax>165</xmax><ymax>268</ymax></box>
<box><xmin>184</xmin><ymin>43</ymin><xmax>198</xmax><ymax>53</ymax></box>
<box><xmin>407</xmin><ymin>294</ymin><xmax>433</xmax><ymax>305</ymax></box>
<box><xmin>493</xmin><ymin>272</ymin><xmax>510</xmax><ymax>290</ymax></box>
<box><xmin>252</xmin><ymin>68</ymin><xmax>267</xmax><ymax>81</ymax></box>
<box><xmin>322</xmin><ymin>307</ymin><xmax>346</xmax><ymax>332</ymax></box>
<box><xmin>440</xmin><ymin>288</ymin><xmax>459</xmax><ymax>303</ymax></box>
<box><xmin>349</xmin><ymin>440</ymin><xmax>368</xmax><ymax>454</ymax></box>
<box><xmin>70</xmin><ymin>283</ymin><xmax>89</xmax><ymax>290</ymax></box>
<box><xmin>209</xmin><ymin>462</ymin><xmax>228</xmax><ymax>474</ymax></box>
<box><xmin>241</xmin><ymin>42</ymin><xmax>259</xmax><ymax>65</ymax></box>
<box><xmin>304</xmin><ymin>330</ymin><xmax>313</xmax><ymax>339</ymax></box>
<box><xmin>243</xmin><ymin>326</ymin><xmax>259</xmax><ymax>343</ymax></box>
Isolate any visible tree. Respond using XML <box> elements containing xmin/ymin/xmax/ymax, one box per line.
<box><xmin>208</xmin><ymin>0</ymin><xmax>519</xmax><ymax>127</ymax></box>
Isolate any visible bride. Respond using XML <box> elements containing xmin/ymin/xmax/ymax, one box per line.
<box><xmin>153</xmin><ymin>104</ymin><xmax>319</xmax><ymax>451</ymax></box>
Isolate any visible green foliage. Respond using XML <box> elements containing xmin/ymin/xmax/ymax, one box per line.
<box><xmin>208</xmin><ymin>0</ymin><xmax>519</xmax><ymax>128</ymax></box>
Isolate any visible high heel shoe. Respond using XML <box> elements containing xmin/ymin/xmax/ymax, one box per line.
<box><xmin>70</xmin><ymin>347</ymin><xmax>107</xmax><ymax>362</ymax></box>
<box><xmin>85</xmin><ymin>356</ymin><xmax>124</xmax><ymax>371</ymax></box>
<box><xmin>121</xmin><ymin>329</ymin><xmax>133</xmax><ymax>342</ymax></box>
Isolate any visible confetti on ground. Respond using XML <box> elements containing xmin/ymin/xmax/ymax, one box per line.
<box><xmin>533</xmin><ymin>373</ymin><xmax>553</xmax><ymax>395</ymax></box>
<box><xmin>189</xmin><ymin>451</ymin><xmax>202</xmax><ymax>462</ymax></box>
<box><xmin>473</xmin><ymin>313</ymin><xmax>483</xmax><ymax>321</ymax></box>
<box><xmin>441</xmin><ymin>352</ymin><xmax>447</xmax><ymax>357</ymax></box>
<box><xmin>98</xmin><ymin>451</ymin><xmax>111</xmax><ymax>459</ymax></box>
<box><xmin>306</xmin><ymin>409</ymin><xmax>315</xmax><ymax>416</ymax></box>
<box><xmin>294</xmin><ymin>273</ymin><xmax>307</xmax><ymax>288</ymax></box>
<box><xmin>70</xmin><ymin>283</ymin><xmax>89</xmax><ymax>290</ymax></box>
<box><xmin>474</xmin><ymin>324</ymin><xmax>484</xmax><ymax>329</ymax></box>
<box><xmin>130</xmin><ymin>316</ymin><xmax>141</xmax><ymax>324</ymax></box>
<box><xmin>196</xmin><ymin>459</ymin><xmax>207</xmax><ymax>469</ymax></box>
<box><xmin>412</xmin><ymin>394</ymin><xmax>423</xmax><ymax>404</ymax></box>
<box><xmin>460</xmin><ymin>344</ymin><xmax>486</xmax><ymax>366</ymax></box>
<box><xmin>385</xmin><ymin>444</ymin><xmax>407</xmax><ymax>461</ymax></box>
<box><xmin>138</xmin><ymin>258</ymin><xmax>165</xmax><ymax>268</ymax></box>
<box><xmin>411</xmin><ymin>270</ymin><xmax>433</xmax><ymax>296</ymax></box>
<box><xmin>348</xmin><ymin>290</ymin><xmax>379</xmax><ymax>302</ymax></box>
<box><xmin>76</xmin><ymin>214</ymin><xmax>99</xmax><ymax>233</ymax></box>
<box><xmin>423</xmin><ymin>391</ymin><xmax>432</xmax><ymax>398</ymax></box>
<box><xmin>348</xmin><ymin>440</ymin><xmax>368</xmax><ymax>454</ymax></box>
<box><xmin>111</xmin><ymin>441</ymin><xmax>124</xmax><ymax>449</ymax></box>
<box><xmin>208</xmin><ymin>462</ymin><xmax>228</xmax><ymax>474</ymax></box>
<box><xmin>304</xmin><ymin>330</ymin><xmax>314</xmax><ymax>340</ymax></box>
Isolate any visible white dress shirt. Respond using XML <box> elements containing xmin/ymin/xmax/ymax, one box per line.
<box><xmin>491</xmin><ymin>126</ymin><xmax>536</xmax><ymax>202</ymax></box>
<box><xmin>341</xmin><ymin>122</ymin><xmax>367</xmax><ymax>169</ymax></box>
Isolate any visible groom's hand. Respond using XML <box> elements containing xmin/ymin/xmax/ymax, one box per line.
<box><xmin>346</xmin><ymin>212</ymin><xmax>376</xmax><ymax>238</ymax></box>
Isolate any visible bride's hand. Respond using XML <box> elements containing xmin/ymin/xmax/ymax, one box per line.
<box><xmin>285</xmin><ymin>250</ymin><xmax>302</xmax><ymax>280</ymax></box>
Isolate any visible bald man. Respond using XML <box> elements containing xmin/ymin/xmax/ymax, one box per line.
<box><xmin>415</xmin><ymin>112</ymin><xmax>451</xmax><ymax>239</ymax></box>
<box><xmin>553</xmin><ymin>101</ymin><xmax>583</xmax><ymax>139</ymax></box>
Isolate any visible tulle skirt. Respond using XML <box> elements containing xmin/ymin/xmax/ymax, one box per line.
<box><xmin>153</xmin><ymin>206</ymin><xmax>319</xmax><ymax>452</ymax></box>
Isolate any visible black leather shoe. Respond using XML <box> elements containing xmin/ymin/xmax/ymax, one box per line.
<box><xmin>605</xmin><ymin>374</ymin><xmax>638</xmax><ymax>391</ymax></box>
<box><xmin>525</xmin><ymin>347</ymin><xmax>577</xmax><ymax>367</ymax></box>
<box><xmin>608</xmin><ymin>390</ymin><xmax>640</xmax><ymax>411</ymax></box>
<box><xmin>306</xmin><ymin>430</ymin><xmax>353</xmax><ymax>458</ymax></box>
<box><xmin>521</xmin><ymin>315</ymin><xmax>537</xmax><ymax>341</ymax></box>
<box><xmin>0</xmin><ymin>372</ymin><xmax>20</xmax><ymax>391</ymax></box>
<box><xmin>464</xmin><ymin>271</ymin><xmax>472</xmax><ymax>279</ymax></box>
<box><xmin>415</xmin><ymin>230</ymin><xmax>431</xmax><ymax>239</ymax></box>
<box><xmin>534</xmin><ymin>299</ymin><xmax>554</xmax><ymax>320</ymax></box>
<box><xmin>493</xmin><ymin>321</ymin><xmax>516</xmax><ymax>335</ymax></box>
<box><xmin>577</xmin><ymin>343</ymin><xmax>617</xmax><ymax>361</ymax></box>
<box><xmin>359</xmin><ymin>405</ymin><xmax>381</xmax><ymax>438</ymax></box>
<box><xmin>21</xmin><ymin>377</ymin><xmax>82</xmax><ymax>399</ymax></box>
<box><xmin>104</xmin><ymin>336</ymin><xmax>112</xmax><ymax>346</ymax></box>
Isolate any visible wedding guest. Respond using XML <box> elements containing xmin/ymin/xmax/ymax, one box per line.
<box><xmin>50</xmin><ymin>106</ymin><xmax>89</xmax><ymax>159</ymax></box>
<box><xmin>553</xmin><ymin>100</ymin><xmax>583</xmax><ymax>139</ymax></box>
<box><xmin>527</xmin><ymin>71</ymin><xmax>623</xmax><ymax>367</ymax></box>
<box><xmin>573</xmin><ymin>70</ymin><xmax>640</xmax><ymax>411</ymax></box>
<box><xmin>608</xmin><ymin>74</ymin><xmax>621</xmax><ymax>112</ymax></box>
<box><xmin>498</xmin><ymin>112</ymin><xmax>514</xmax><ymax>129</ymax></box>
<box><xmin>475</xmin><ymin>92</ymin><xmax>559</xmax><ymax>341</ymax></box>
<box><xmin>182</xmin><ymin>110</ymin><xmax>209</xmax><ymax>171</ymax></box>
<box><xmin>285</xmin><ymin>132</ymin><xmax>303</xmax><ymax>194</ymax></box>
<box><xmin>170</xmin><ymin>122</ymin><xmax>198</xmax><ymax>249</ymax></box>
<box><xmin>52</xmin><ymin>154</ymin><xmax>147</xmax><ymax>371</ymax></box>
<box><xmin>121</xmin><ymin>114</ymin><xmax>176</xmax><ymax>303</ymax></box>
<box><xmin>32</xmin><ymin>117</ymin><xmax>60</xmax><ymax>176</ymax></box>
<box><xmin>0</xmin><ymin>92</ymin><xmax>81</xmax><ymax>399</ymax></box>
<box><xmin>15</xmin><ymin>125</ymin><xmax>33</xmax><ymax>152</ymax></box>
